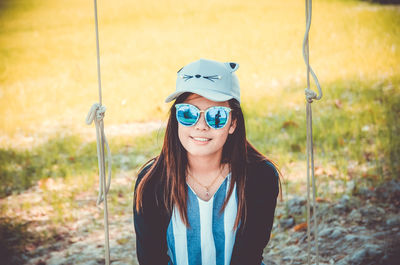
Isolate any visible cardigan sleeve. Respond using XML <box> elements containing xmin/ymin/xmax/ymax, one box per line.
<box><xmin>230</xmin><ymin>160</ymin><xmax>280</xmax><ymax>265</ymax></box>
<box><xmin>133</xmin><ymin>165</ymin><xmax>171</xmax><ymax>265</ymax></box>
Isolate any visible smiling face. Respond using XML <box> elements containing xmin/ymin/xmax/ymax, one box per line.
<box><xmin>178</xmin><ymin>93</ymin><xmax>236</xmax><ymax>161</ymax></box>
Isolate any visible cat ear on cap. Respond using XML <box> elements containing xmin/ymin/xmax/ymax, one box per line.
<box><xmin>225</xmin><ymin>62</ymin><xmax>239</xmax><ymax>72</ymax></box>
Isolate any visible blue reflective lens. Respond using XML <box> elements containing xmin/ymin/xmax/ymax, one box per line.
<box><xmin>206</xmin><ymin>106</ymin><xmax>229</xmax><ymax>129</ymax></box>
<box><xmin>176</xmin><ymin>104</ymin><xmax>199</xmax><ymax>126</ymax></box>
<box><xmin>175</xmin><ymin>104</ymin><xmax>231</xmax><ymax>129</ymax></box>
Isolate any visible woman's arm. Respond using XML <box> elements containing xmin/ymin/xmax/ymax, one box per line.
<box><xmin>230</xmin><ymin>161</ymin><xmax>279</xmax><ymax>265</ymax></box>
<box><xmin>133</xmin><ymin>166</ymin><xmax>171</xmax><ymax>265</ymax></box>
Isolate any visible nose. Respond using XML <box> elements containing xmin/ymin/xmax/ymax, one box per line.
<box><xmin>194</xmin><ymin>112</ymin><xmax>209</xmax><ymax>130</ymax></box>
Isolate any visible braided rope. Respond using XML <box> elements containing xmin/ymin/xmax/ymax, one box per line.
<box><xmin>303</xmin><ymin>0</ymin><xmax>322</xmax><ymax>103</ymax></box>
<box><xmin>85</xmin><ymin>104</ymin><xmax>112</xmax><ymax>205</ymax></box>
<box><xmin>302</xmin><ymin>0</ymin><xmax>322</xmax><ymax>264</ymax></box>
<box><xmin>85</xmin><ymin>1</ymin><xmax>111</xmax><ymax>264</ymax></box>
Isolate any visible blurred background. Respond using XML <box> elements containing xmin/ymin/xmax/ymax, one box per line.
<box><xmin>0</xmin><ymin>0</ymin><xmax>399</xmax><ymax>264</ymax></box>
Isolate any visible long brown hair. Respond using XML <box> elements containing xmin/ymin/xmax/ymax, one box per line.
<box><xmin>135</xmin><ymin>92</ymin><xmax>279</xmax><ymax>230</ymax></box>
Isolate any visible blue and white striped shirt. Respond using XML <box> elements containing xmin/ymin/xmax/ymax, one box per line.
<box><xmin>167</xmin><ymin>173</ymin><xmax>238</xmax><ymax>265</ymax></box>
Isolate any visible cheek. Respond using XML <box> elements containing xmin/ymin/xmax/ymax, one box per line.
<box><xmin>211</xmin><ymin>128</ymin><xmax>230</xmax><ymax>146</ymax></box>
<box><xmin>218</xmin><ymin>131</ymin><xmax>230</xmax><ymax>145</ymax></box>
<box><xmin>178</xmin><ymin>124</ymin><xmax>189</xmax><ymax>145</ymax></box>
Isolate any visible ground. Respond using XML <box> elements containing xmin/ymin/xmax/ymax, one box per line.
<box><xmin>2</xmin><ymin>167</ymin><xmax>399</xmax><ymax>265</ymax></box>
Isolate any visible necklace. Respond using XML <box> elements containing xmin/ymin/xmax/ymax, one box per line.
<box><xmin>187</xmin><ymin>166</ymin><xmax>224</xmax><ymax>198</ymax></box>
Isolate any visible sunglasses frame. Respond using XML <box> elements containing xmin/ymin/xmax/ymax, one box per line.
<box><xmin>175</xmin><ymin>103</ymin><xmax>232</xmax><ymax>129</ymax></box>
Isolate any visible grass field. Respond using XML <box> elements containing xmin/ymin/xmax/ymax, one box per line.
<box><xmin>0</xmin><ymin>0</ymin><xmax>399</xmax><ymax>196</ymax></box>
<box><xmin>1</xmin><ymin>0</ymin><xmax>398</xmax><ymax>132</ymax></box>
<box><xmin>0</xmin><ymin>1</ymin><xmax>399</xmax><ymax>261</ymax></box>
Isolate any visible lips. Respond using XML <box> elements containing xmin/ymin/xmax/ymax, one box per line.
<box><xmin>190</xmin><ymin>136</ymin><xmax>211</xmax><ymax>142</ymax></box>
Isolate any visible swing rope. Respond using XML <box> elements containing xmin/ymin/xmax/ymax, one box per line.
<box><xmin>302</xmin><ymin>0</ymin><xmax>322</xmax><ymax>264</ymax></box>
<box><xmin>85</xmin><ymin>0</ymin><xmax>111</xmax><ymax>264</ymax></box>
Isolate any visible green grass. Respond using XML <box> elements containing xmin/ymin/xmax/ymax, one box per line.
<box><xmin>244</xmin><ymin>77</ymin><xmax>400</xmax><ymax>197</ymax></box>
<box><xmin>0</xmin><ymin>130</ymin><xmax>164</xmax><ymax>198</ymax></box>
<box><xmin>0</xmin><ymin>135</ymin><xmax>95</xmax><ymax>197</ymax></box>
<box><xmin>1</xmin><ymin>76</ymin><xmax>398</xmax><ymax>198</ymax></box>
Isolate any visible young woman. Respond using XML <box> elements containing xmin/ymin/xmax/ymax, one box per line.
<box><xmin>133</xmin><ymin>58</ymin><xmax>280</xmax><ymax>265</ymax></box>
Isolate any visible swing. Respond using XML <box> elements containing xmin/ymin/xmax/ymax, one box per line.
<box><xmin>85</xmin><ymin>0</ymin><xmax>323</xmax><ymax>264</ymax></box>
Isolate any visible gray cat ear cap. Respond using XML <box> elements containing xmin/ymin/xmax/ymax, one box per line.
<box><xmin>165</xmin><ymin>58</ymin><xmax>241</xmax><ymax>103</ymax></box>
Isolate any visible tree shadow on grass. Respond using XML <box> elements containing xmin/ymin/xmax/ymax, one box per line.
<box><xmin>1</xmin><ymin>217</ymin><xmax>41</xmax><ymax>264</ymax></box>
<box><xmin>361</xmin><ymin>0</ymin><xmax>400</xmax><ymax>4</ymax></box>
<box><xmin>0</xmin><ymin>217</ymin><xmax>28</xmax><ymax>264</ymax></box>
<box><xmin>0</xmin><ymin>216</ymin><xmax>71</xmax><ymax>265</ymax></box>
<box><xmin>0</xmin><ymin>0</ymin><xmax>40</xmax><ymax>18</ymax></box>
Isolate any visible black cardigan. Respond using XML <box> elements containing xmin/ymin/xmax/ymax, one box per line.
<box><xmin>133</xmin><ymin>160</ymin><xmax>279</xmax><ymax>265</ymax></box>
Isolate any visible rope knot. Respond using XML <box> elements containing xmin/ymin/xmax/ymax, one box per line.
<box><xmin>85</xmin><ymin>102</ymin><xmax>112</xmax><ymax>206</ymax></box>
<box><xmin>86</xmin><ymin>103</ymin><xmax>107</xmax><ymax>125</ymax></box>
<box><xmin>305</xmin><ymin>88</ymin><xmax>317</xmax><ymax>103</ymax></box>
<box><xmin>96</xmin><ymin>105</ymin><xmax>106</xmax><ymax>121</ymax></box>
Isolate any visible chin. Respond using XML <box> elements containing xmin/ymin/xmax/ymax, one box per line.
<box><xmin>186</xmin><ymin>148</ymin><xmax>212</xmax><ymax>157</ymax></box>
<box><xmin>185</xmin><ymin>144</ymin><xmax>223</xmax><ymax>159</ymax></box>
<box><xmin>191</xmin><ymin>151</ymin><xmax>215</xmax><ymax>158</ymax></box>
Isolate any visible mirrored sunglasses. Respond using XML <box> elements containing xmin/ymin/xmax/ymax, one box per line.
<box><xmin>175</xmin><ymin>103</ymin><xmax>232</xmax><ymax>129</ymax></box>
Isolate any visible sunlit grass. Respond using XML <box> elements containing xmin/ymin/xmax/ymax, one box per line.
<box><xmin>0</xmin><ymin>0</ymin><xmax>399</xmax><ymax>135</ymax></box>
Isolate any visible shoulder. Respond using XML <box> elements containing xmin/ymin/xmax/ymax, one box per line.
<box><xmin>247</xmin><ymin>159</ymin><xmax>279</xmax><ymax>180</ymax></box>
<box><xmin>134</xmin><ymin>158</ymin><xmax>165</xmax><ymax>213</ymax></box>
<box><xmin>248</xmin><ymin>159</ymin><xmax>278</xmax><ymax>176</ymax></box>
<box><xmin>134</xmin><ymin>158</ymin><xmax>156</xmax><ymax>190</ymax></box>
<box><xmin>246</xmin><ymin>159</ymin><xmax>279</xmax><ymax>197</ymax></box>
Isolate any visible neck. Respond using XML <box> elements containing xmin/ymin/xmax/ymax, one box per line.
<box><xmin>187</xmin><ymin>153</ymin><xmax>223</xmax><ymax>178</ymax></box>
